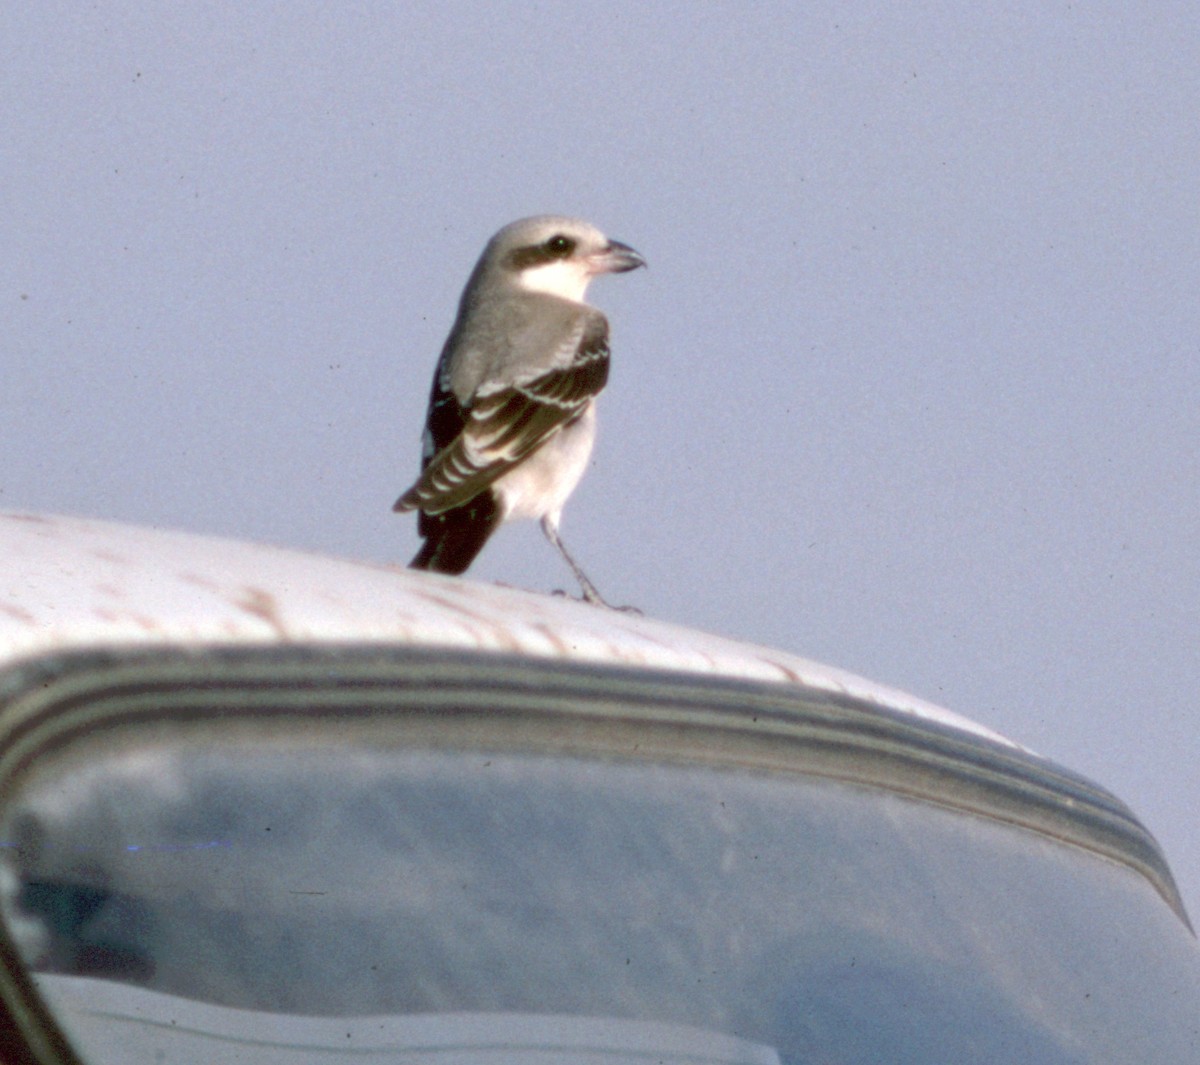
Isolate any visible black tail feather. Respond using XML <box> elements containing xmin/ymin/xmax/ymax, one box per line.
<box><xmin>409</xmin><ymin>491</ymin><xmax>501</xmax><ymax>575</ymax></box>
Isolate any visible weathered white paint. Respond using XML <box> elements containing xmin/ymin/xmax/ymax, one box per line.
<box><xmin>0</xmin><ymin>512</ymin><xmax>1017</xmax><ymax>747</ymax></box>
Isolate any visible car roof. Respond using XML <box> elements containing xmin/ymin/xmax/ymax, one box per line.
<box><xmin>0</xmin><ymin>511</ymin><xmax>1016</xmax><ymax>748</ymax></box>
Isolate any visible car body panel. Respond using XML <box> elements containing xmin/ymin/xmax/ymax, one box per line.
<box><xmin>0</xmin><ymin>512</ymin><xmax>1014</xmax><ymax>747</ymax></box>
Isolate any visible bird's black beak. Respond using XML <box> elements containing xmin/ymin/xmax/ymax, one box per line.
<box><xmin>594</xmin><ymin>240</ymin><xmax>646</xmax><ymax>274</ymax></box>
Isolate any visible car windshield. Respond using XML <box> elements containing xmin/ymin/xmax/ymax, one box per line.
<box><xmin>0</xmin><ymin>651</ymin><xmax>1197</xmax><ymax>1064</ymax></box>
<box><xmin>2</xmin><ymin>736</ymin><xmax>1199</xmax><ymax>1065</ymax></box>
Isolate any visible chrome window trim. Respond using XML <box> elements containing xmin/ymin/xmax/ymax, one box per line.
<box><xmin>0</xmin><ymin>643</ymin><xmax>1186</xmax><ymax>926</ymax></box>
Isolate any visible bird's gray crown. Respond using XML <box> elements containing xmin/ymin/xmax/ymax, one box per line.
<box><xmin>485</xmin><ymin>216</ymin><xmax>611</xmax><ymax>273</ymax></box>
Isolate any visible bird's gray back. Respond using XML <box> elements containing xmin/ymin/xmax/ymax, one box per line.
<box><xmin>442</xmin><ymin>291</ymin><xmax>605</xmax><ymax>402</ymax></box>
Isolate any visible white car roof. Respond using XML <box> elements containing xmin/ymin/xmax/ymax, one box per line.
<box><xmin>0</xmin><ymin>512</ymin><xmax>1015</xmax><ymax>747</ymax></box>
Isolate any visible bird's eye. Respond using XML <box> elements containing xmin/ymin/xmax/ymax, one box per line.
<box><xmin>544</xmin><ymin>235</ymin><xmax>575</xmax><ymax>257</ymax></box>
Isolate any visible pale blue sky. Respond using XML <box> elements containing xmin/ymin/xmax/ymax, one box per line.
<box><xmin>4</xmin><ymin>4</ymin><xmax>1199</xmax><ymax>917</ymax></box>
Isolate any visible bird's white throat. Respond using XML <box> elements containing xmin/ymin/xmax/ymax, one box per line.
<box><xmin>515</xmin><ymin>259</ymin><xmax>594</xmax><ymax>303</ymax></box>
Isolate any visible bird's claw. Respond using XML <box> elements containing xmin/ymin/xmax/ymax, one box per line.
<box><xmin>550</xmin><ymin>588</ymin><xmax>641</xmax><ymax>613</ymax></box>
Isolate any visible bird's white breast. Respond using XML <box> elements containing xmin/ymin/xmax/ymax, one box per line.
<box><xmin>493</xmin><ymin>404</ymin><xmax>597</xmax><ymax>524</ymax></box>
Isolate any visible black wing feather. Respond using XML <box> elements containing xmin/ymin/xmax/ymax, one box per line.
<box><xmin>395</xmin><ymin>316</ymin><xmax>610</xmax><ymax>517</ymax></box>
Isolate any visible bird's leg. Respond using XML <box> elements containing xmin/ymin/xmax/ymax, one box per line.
<box><xmin>540</xmin><ymin>516</ymin><xmax>608</xmax><ymax>607</ymax></box>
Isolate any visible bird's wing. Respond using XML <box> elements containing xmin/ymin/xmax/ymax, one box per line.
<box><xmin>394</xmin><ymin>315</ymin><xmax>610</xmax><ymax>515</ymax></box>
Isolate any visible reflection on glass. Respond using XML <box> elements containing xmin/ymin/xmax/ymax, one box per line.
<box><xmin>2</xmin><ymin>738</ymin><xmax>1198</xmax><ymax>1063</ymax></box>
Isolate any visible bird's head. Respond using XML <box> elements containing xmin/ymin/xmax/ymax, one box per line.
<box><xmin>486</xmin><ymin>216</ymin><xmax>645</xmax><ymax>303</ymax></box>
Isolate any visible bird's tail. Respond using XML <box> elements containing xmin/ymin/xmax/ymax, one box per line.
<box><xmin>409</xmin><ymin>492</ymin><xmax>501</xmax><ymax>575</ymax></box>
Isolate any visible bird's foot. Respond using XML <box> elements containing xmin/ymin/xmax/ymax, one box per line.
<box><xmin>551</xmin><ymin>587</ymin><xmax>641</xmax><ymax>613</ymax></box>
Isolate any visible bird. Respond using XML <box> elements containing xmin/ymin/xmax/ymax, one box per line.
<box><xmin>393</xmin><ymin>215</ymin><xmax>645</xmax><ymax>606</ymax></box>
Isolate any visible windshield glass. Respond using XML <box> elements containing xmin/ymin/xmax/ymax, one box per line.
<box><xmin>2</xmin><ymin>729</ymin><xmax>1198</xmax><ymax>1064</ymax></box>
